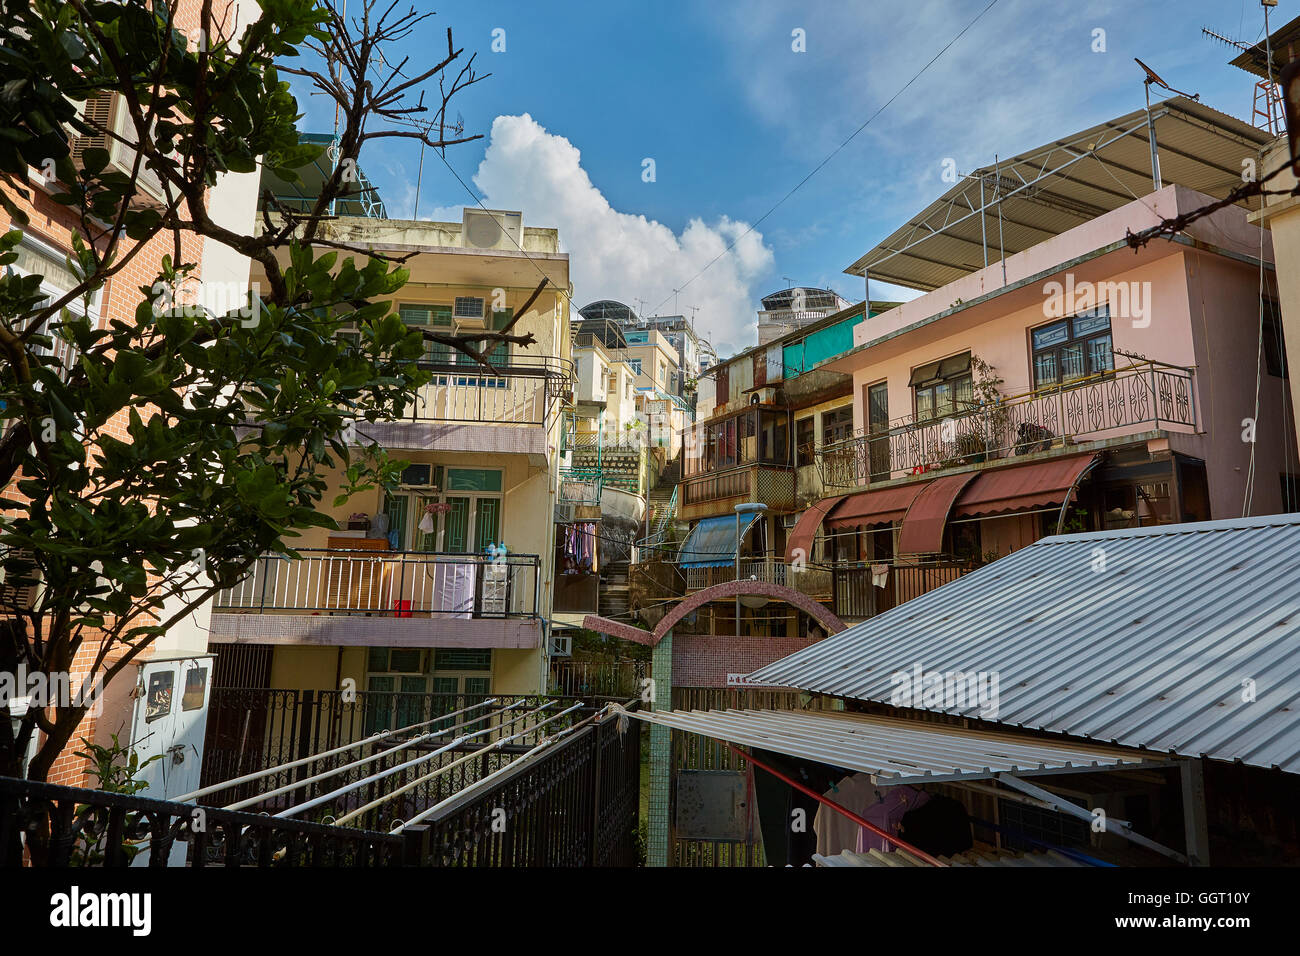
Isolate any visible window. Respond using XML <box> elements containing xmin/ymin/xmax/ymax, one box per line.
<box><xmin>867</xmin><ymin>381</ymin><xmax>890</xmax><ymax>481</ymax></box>
<box><xmin>365</xmin><ymin>648</ymin><xmax>429</xmax><ymax>735</ymax></box>
<box><xmin>1263</xmin><ymin>298</ymin><xmax>1288</xmax><ymax>379</ymax></box>
<box><xmin>796</xmin><ymin>417</ymin><xmax>815</xmax><ymax>467</ymax></box>
<box><xmin>629</xmin><ymin>359</ymin><xmax>642</xmax><ymax>375</ymax></box>
<box><xmin>1031</xmin><ymin>306</ymin><xmax>1113</xmax><ymax>389</ymax></box>
<box><xmin>822</xmin><ymin>406</ymin><xmax>854</xmax><ymax>447</ymax></box>
<box><xmin>911</xmin><ymin>352</ymin><xmax>972</xmax><ymax>421</ymax></box>
<box><xmin>9</xmin><ymin>236</ymin><xmax>102</xmax><ymax>374</ymax></box>
<box><xmin>399</xmin><ymin>303</ymin><xmax>453</xmax><ymax>363</ymax></box>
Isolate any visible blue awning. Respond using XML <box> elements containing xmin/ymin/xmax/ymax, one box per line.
<box><xmin>678</xmin><ymin>513</ymin><xmax>761</xmax><ymax>568</ymax></box>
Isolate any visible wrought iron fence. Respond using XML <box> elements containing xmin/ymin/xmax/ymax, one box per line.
<box><xmin>0</xmin><ymin>775</ymin><xmax>407</xmax><ymax>868</ymax></box>
<box><xmin>819</xmin><ymin>361</ymin><xmax>1196</xmax><ymax>489</ymax></box>
<box><xmin>412</xmin><ymin>703</ymin><xmax>641</xmax><ymax>866</ymax></box>
<box><xmin>213</xmin><ymin>549</ymin><xmax>540</xmax><ymax>619</ymax></box>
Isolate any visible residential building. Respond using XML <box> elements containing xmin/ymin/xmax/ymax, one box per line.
<box><xmin>756</xmin><ymin>286</ymin><xmax>853</xmax><ymax>345</ymax></box>
<box><xmin>211</xmin><ymin>200</ymin><xmax>573</xmax><ymax>701</ymax></box>
<box><xmin>791</xmin><ymin>98</ymin><xmax>1294</xmax><ymax>625</ymax></box>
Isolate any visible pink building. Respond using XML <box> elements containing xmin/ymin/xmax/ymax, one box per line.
<box><xmin>790</xmin><ymin>183</ymin><xmax>1295</xmax><ymax>612</ymax></box>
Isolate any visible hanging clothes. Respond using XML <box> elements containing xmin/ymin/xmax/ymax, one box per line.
<box><xmin>813</xmin><ymin>775</ymin><xmax>930</xmax><ymax>856</ymax></box>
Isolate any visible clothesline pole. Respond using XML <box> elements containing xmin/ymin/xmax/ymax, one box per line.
<box><xmin>730</xmin><ymin>744</ymin><xmax>947</xmax><ymax>867</ymax></box>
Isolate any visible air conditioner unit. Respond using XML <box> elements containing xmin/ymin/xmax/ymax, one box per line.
<box><xmin>462</xmin><ymin>208</ymin><xmax>523</xmax><ymax>252</ymax></box>
<box><xmin>69</xmin><ymin>92</ymin><xmax>168</xmax><ymax>205</ymax></box>
<box><xmin>550</xmin><ymin>632</ymin><xmax>573</xmax><ymax>658</ymax></box>
<box><xmin>750</xmin><ymin>387</ymin><xmax>779</xmax><ymax>405</ymax></box>
<box><xmin>453</xmin><ymin>296</ymin><xmax>487</xmax><ymax>327</ymax></box>
<box><xmin>782</xmin><ymin>514</ymin><xmax>799</xmax><ymax>529</ymax></box>
<box><xmin>0</xmin><ymin>548</ymin><xmax>41</xmax><ymax>612</ymax></box>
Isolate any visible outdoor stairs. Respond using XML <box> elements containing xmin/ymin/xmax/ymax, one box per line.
<box><xmin>599</xmin><ymin>560</ymin><xmax>631</xmax><ymax>620</ymax></box>
<box><xmin>643</xmin><ymin>460</ymin><xmax>681</xmax><ymax>543</ymax></box>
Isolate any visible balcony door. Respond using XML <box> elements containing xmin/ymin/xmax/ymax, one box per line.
<box><xmin>388</xmin><ymin>467</ymin><xmax>503</xmax><ymax>554</ymax></box>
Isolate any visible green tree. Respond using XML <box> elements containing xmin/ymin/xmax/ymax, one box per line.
<box><xmin>0</xmin><ymin>0</ymin><xmax>528</xmax><ymax>797</ymax></box>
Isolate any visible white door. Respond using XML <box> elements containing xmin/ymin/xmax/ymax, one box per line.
<box><xmin>128</xmin><ymin>656</ymin><xmax>213</xmax><ymax>866</ymax></box>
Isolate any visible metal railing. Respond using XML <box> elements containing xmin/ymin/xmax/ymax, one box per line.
<box><xmin>414</xmin><ymin>703</ymin><xmax>641</xmax><ymax>867</ymax></box>
<box><xmin>831</xmin><ymin>559</ymin><xmax>975</xmax><ymax>618</ymax></box>
<box><xmin>819</xmin><ymin>360</ymin><xmax>1196</xmax><ymax>489</ymax></box>
<box><xmin>0</xmin><ymin>774</ymin><xmax>406</xmax><ymax>868</ymax></box>
<box><xmin>682</xmin><ymin>556</ymin><xmax>832</xmax><ymax>598</ymax></box>
<box><xmin>213</xmin><ymin>549</ymin><xmax>541</xmax><ymax>620</ymax></box>
<box><xmin>549</xmin><ymin>660</ymin><xmax>649</xmax><ymax>699</ymax></box>
<box><xmin>404</xmin><ymin>354</ymin><xmax>572</xmax><ymax>426</ymax></box>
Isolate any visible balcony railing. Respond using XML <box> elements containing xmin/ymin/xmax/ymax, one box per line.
<box><xmin>831</xmin><ymin>559</ymin><xmax>975</xmax><ymax>618</ymax></box>
<box><xmin>683</xmin><ymin>556</ymin><xmax>832</xmax><ymax>599</ymax></box>
<box><xmin>818</xmin><ymin>360</ymin><xmax>1195</xmax><ymax>489</ymax></box>
<box><xmin>401</xmin><ymin>354</ymin><xmax>572</xmax><ymax>426</ymax></box>
<box><xmin>214</xmin><ymin>549</ymin><xmax>541</xmax><ymax>620</ymax></box>
<box><xmin>679</xmin><ymin>464</ymin><xmax>795</xmax><ymax>517</ymax></box>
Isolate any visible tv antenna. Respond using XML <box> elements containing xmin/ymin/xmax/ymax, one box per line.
<box><xmin>1202</xmin><ymin>24</ymin><xmax>1285</xmax><ymax>133</ymax></box>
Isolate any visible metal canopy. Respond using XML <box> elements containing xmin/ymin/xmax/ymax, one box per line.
<box><xmin>845</xmin><ymin>96</ymin><xmax>1269</xmax><ymax>291</ymax></box>
<box><xmin>629</xmin><ymin>708</ymin><xmax>1160</xmax><ymax>786</ymax></box>
<box><xmin>747</xmin><ymin>514</ymin><xmax>1300</xmax><ymax>775</ymax></box>
<box><xmin>678</xmin><ymin>513</ymin><xmax>761</xmax><ymax>568</ymax></box>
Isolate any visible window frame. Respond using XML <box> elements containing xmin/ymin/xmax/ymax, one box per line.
<box><xmin>1030</xmin><ymin>305</ymin><xmax>1114</xmax><ymax>390</ymax></box>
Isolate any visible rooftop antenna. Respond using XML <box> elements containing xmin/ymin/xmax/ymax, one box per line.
<box><xmin>782</xmin><ymin>276</ymin><xmax>795</xmax><ymax>289</ymax></box>
<box><xmin>1201</xmin><ymin>24</ymin><xmax>1284</xmax><ymax>132</ymax></box>
<box><xmin>1134</xmin><ymin>58</ymin><xmax>1199</xmax><ymax>190</ymax></box>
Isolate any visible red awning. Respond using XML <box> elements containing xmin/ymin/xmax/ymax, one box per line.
<box><xmin>825</xmin><ymin>482</ymin><xmax>928</xmax><ymax>530</ymax></box>
<box><xmin>897</xmin><ymin>472</ymin><xmax>978</xmax><ymax>555</ymax></box>
<box><xmin>785</xmin><ymin>494</ymin><xmax>848</xmax><ymax>563</ymax></box>
<box><xmin>953</xmin><ymin>453</ymin><xmax>1101</xmax><ymax>518</ymax></box>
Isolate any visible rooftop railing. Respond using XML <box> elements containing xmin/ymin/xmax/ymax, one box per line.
<box><xmin>818</xmin><ymin>360</ymin><xmax>1195</xmax><ymax>489</ymax></box>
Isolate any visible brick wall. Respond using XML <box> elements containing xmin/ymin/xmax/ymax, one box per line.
<box><xmin>671</xmin><ymin>634</ymin><xmax>822</xmax><ymax>687</ymax></box>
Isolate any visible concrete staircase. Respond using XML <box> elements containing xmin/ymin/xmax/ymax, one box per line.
<box><xmin>599</xmin><ymin>560</ymin><xmax>631</xmax><ymax>620</ymax></box>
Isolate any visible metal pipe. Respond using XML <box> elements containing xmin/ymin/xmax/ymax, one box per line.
<box><xmin>384</xmin><ymin>702</ymin><xmax>590</xmax><ymax>832</ymax></box>
<box><xmin>171</xmin><ymin>697</ymin><xmax>503</xmax><ymax>803</ymax></box>
<box><xmin>274</xmin><ymin>700</ymin><xmax>561</xmax><ymax>820</ymax></box>
<box><xmin>729</xmin><ymin>744</ymin><xmax>947</xmax><ymax>867</ymax></box>
<box><xmin>221</xmin><ymin>700</ymin><xmax>531</xmax><ymax>811</ymax></box>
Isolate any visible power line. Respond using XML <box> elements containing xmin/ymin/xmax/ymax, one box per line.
<box><xmin>642</xmin><ymin>0</ymin><xmax>1005</xmax><ymax>318</ymax></box>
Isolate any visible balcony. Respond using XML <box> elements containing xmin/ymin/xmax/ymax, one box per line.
<box><xmin>402</xmin><ymin>355</ymin><xmax>572</xmax><ymax>426</ymax></box>
<box><xmin>831</xmin><ymin>559</ymin><xmax>975</xmax><ymax>619</ymax></box>
<box><xmin>818</xmin><ymin>360</ymin><xmax>1196</xmax><ymax>489</ymax></box>
<box><xmin>210</xmin><ymin>549</ymin><xmax>542</xmax><ymax>649</ymax></box>
<box><xmin>683</xmin><ymin>557</ymin><xmax>832</xmax><ymax>600</ymax></box>
<box><xmin>678</xmin><ymin>465</ymin><xmax>795</xmax><ymax>521</ymax></box>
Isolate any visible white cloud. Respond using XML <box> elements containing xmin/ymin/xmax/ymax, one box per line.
<box><xmin>425</xmin><ymin>113</ymin><xmax>775</xmax><ymax>358</ymax></box>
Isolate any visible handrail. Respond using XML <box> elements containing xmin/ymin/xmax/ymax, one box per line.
<box><xmin>818</xmin><ymin>360</ymin><xmax>1196</xmax><ymax>489</ymax></box>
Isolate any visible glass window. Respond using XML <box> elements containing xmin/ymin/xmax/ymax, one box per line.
<box><xmin>434</xmin><ymin>649</ymin><xmax>492</xmax><ymax>670</ymax></box>
<box><xmin>447</xmin><ymin>468</ymin><xmax>503</xmax><ymax>492</ymax></box>
<box><xmin>1032</xmin><ymin>307</ymin><xmax>1112</xmax><ymax>388</ymax></box>
<box><xmin>912</xmin><ymin>353</ymin><xmax>972</xmax><ymax>421</ymax></box>
<box><xmin>796</xmin><ymin>417</ymin><xmax>815</xmax><ymax>467</ymax></box>
<box><xmin>822</xmin><ymin>406</ymin><xmax>854</xmax><ymax>447</ymax></box>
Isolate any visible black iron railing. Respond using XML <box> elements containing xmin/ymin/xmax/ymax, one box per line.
<box><xmin>818</xmin><ymin>361</ymin><xmax>1196</xmax><ymax>489</ymax></box>
<box><xmin>412</xmin><ymin>703</ymin><xmax>641</xmax><ymax>867</ymax></box>
<box><xmin>0</xmin><ymin>775</ymin><xmax>406</xmax><ymax>867</ymax></box>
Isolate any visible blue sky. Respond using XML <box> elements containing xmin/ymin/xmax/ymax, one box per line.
<box><xmin>290</xmin><ymin>0</ymin><xmax>1290</xmax><ymax>358</ymax></box>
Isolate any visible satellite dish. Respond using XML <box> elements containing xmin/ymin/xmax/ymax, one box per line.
<box><xmin>1134</xmin><ymin>58</ymin><xmax>1200</xmax><ymax>100</ymax></box>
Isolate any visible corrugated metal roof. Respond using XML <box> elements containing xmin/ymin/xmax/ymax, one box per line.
<box><xmin>628</xmin><ymin>708</ymin><xmax>1155</xmax><ymax>785</ymax></box>
<box><xmin>747</xmin><ymin>514</ymin><xmax>1300</xmax><ymax>774</ymax></box>
<box><xmin>845</xmin><ymin>96</ymin><xmax>1270</xmax><ymax>291</ymax></box>
<box><xmin>815</xmin><ymin>846</ymin><xmax>1091</xmax><ymax>867</ymax></box>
